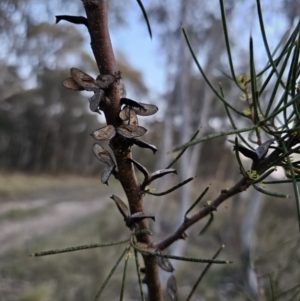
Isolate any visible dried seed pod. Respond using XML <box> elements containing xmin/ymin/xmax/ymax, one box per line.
<box><xmin>120</xmin><ymin>98</ymin><xmax>145</xmax><ymax>110</ymax></box>
<box><xmin>133</xmin><ymin>103</ymin><xmax>158</xmax><ymax>116</ymax></box>
<box><xmin>70</xmin><ymin>68</ymin><xmax>98</xmax><ymax>92</ymax></box>
<box><xmin>92</xmin><ymin>144</ymin><xmax>114</xmax><ymax>166</ymax></box>
<box><xmin>156</xmin><ymin>252</ymin><xmax>174</xmax><ymax>273</ymax></box>
<box><xmin>117</xmin><ymin>124</ymin><xmax>147</xmax><ymax>138</ymax></box>
<box><xmin>91</xmin><ymin>125</ymin><xmax>116</xmax><ymax>140</ymax></box>
<box><xmin>255</xmin><ymin>139</ymin><xmax>274</xmax><ymax>160</ymax></box>
<box><xmin>56</xmin><ymin>15</ymin><xmax>88</xmax><ymax>27</ymax></box>
<box><xmin>167</xmin><ymin>275</ymin><xmax>178</xmax><ymax>301</ymax></box>
<box><xmin>89</xmin><ymin>90</ymin><xmax>105</xmax><ymax>112</ymax></box>
<box><xmin>62</xmin><ymin>77</ymin><xmax>84</xmax><ymax>91</ymax></box>
<box><xmin>101</xmin><ymin>165</ymin><xmax>116</xmax><ymax>185</ymax></box>
<box><xmin>234</xmin><ymin>139</ymin><xmax>275</xmax><ymax>163</ymax></box>
<box><xmin>110</xmin><ymin>195</ymin><xmax>129</xmax><ymax>219</ymax></box>
<box><xmin>119</xmin><ymin>81</ymin><xmax>127</xmax><ymax>98</ymax></box>
<box><xmin>96</xmin><ymin>74</ymin><xmax>116</xmax><ymax>89</ymax></box>
<box><xmin>129</xmin><ymin>109</ymin><xmax>139</xmax><ymax>126</ymax></box>
<box><xmin>233</xmin><ymin>145</ymin><xmax>258</xmax><ymax>161</ymax></box>
<box><xmin>119</xmin><ymin>106</ymin><xmax>130</xmax><ymax>121</ymax></box>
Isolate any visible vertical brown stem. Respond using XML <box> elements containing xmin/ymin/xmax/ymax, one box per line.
<box><xmin>82</xmin><ymin>1</ymin><xmax>163</xmax><ymax>300</ymax></box>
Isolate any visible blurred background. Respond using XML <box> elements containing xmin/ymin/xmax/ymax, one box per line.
<box><xmin>1</xmin><ymin>0</ymin><xmax>300</xmax><ymax>300</ymax></box>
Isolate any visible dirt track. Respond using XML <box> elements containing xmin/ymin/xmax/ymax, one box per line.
<box><xmin>0</xmin><ymin>185</ymin><xmax>110</xmax><ymax>254</ymax></box>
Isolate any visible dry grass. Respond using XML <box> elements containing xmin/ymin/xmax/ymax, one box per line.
<box><xmin>0</xmin><ymin>173</ymin><xmax>299</xmax><ymax>300</ymax></box>
<box><xmin>0</xmin><ymin>172</ymin><xmax>110</xmax><ymax>201</ymax></box>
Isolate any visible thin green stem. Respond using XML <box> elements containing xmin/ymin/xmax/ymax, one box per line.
<box><xmin>219</xmin><ymin>0</ymin><xmax>242</xmax><ymax>91</ymax></box>
<box><xmin>286</xmin><ymin>288</ymin><xmax>300</xmax><ymax>301</ymax></box>
<box><xmin>263</xmin><ymin>179</ymin><xmax>300</xmax><ymax>184</ymax></box>
<box><xmin>219</xmin><ymin>83</ymin><xmax>254</xmax><ymax>149</ymax></box>
<box><xmin>265</xmin><ymin>40</ymin><xmax>295</xmax><ymax>117</ymax></box>
<box><xmin>153</xmin><ymin>253</ymin><xmax>231</xmax><ymax>264</ymax></box>
<box><xmin>198</xmin><ymin>213</ymin><xmax>214</xmax><ymax>235</ymax></box>
<box><xmin>253</xmin><ymin>184</ymin><xmax>289</xmax><ymax>198</ymax></box>
<box><xmin>95</xmin><ymin>247</ymin><xmax>127</xmax><ymax>300</ymax></box>
<box><xmin>256</xmin><ymin>0</ymin><xmax>285</xmax><ymax>89</ymax></box>
<box><xmin>281</xmin><ymin>141</ymin><xmax>300</xmax><ymax>231</ymax></box>
<box><xmin>172</xmin><ymin>126</ymin><xmax>257</xmax><ymax>152</ymax></box>
<box><xmin>255</xmin><ymin>235</ymin><xmax>300</xmax><ymax>262</ymax></box>
<box><xmin>249</xmin><ymin>36</ymin><xmax>262</xmax><ymax>123</ymax></box>
<box><xmin>257</xmin><ymin>22</ymin><xmax>300</xmax><ymax>78</ymax></box>
<box><xmin>182</xmin><ymin>27</ymin><xmax>247</xmax><ymax>117</ymax></box>
<box><xmin>166</xmin><ymin>130</ymin><xmax>200</xmax><ymax>169</ymax></box>
<box><xmin>252</xmin><ymin>168</ymin><xmax>276</xmax><ymax>184</ymax></box>
<box><xmin>264</xmin><ymin>94</ymin><xmax>300</xmax><ymax>122</ymax></box>
<box><xmin>134</xmin><ymin>248</ymin><xmax>146</xmax><ymax>301</ymax></box>
<box><xmin>119</xmin><ymin>249</ymin><xmax>130</xmax><ymax>301</ymax></box>
<box><xmin>185</xmin><ymin>244</ymin><xmax>225</xmax><ymax>301</ymax></box>
<box><xmin>30</xmin><ymin>239</ymin><xmax>129</xmax><ymax>257</ymax></box>
<box><xmin>269</xmin><ymin>274</ymin><xmax>275</xmax><ymax>301</ymax></box>
<box><xmin>185</xmin><ymin>186</ymin><xmax>209</xmax><ymax>217</ymax></box>
<box><xmin>145</xmin><ymin>177</ymin><xmax>195</xmax><ymax>196</ymax></box>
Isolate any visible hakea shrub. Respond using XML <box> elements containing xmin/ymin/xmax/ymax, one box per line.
<box><xmin>30</xmin><ymin>2</ymin><xmax>300</xmax><ymax>301</ymax></box>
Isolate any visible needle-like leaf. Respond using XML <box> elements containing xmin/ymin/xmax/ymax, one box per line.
<box><xmin>185</xmin><ymin>186</ymin><xmax>209</xmax><ymax>218</ymax></box>
<box><xmin>253</xmin><ymin>184</ymin><xmax>289</xmax><ymax>198</ymax></box>
<box><xmin>119</xmin><ymin>249</ymin><xmax>130</xmax><ymax>301</ymax></box>
<box><xmin>56</xmin><ymin>15</ymin><xmax>88</xmax><ymax>27</ymax></box>
<box><xmin>166</xmin><ymin>130</ymin><xmax>200</xmax><ymax>169</ymax></box>
<box><xmin>120</xmin><ymin>98</ymin><xmax>145</xmax><ymax>110</ymax></box>
<box><xmin>172</xmin><ymin>126</ymin><xmax>258</xmax><ymax>152</ymax></box>
<box><xmin>148</xmin><ymin>169</ymin><xmax>177</xmax><ymax>185</ymax></box>
<box><xmin>145</xmin><ymin>177</ymin><xmax>195</xmax><ymax>196</ymax></box>
<box><xmin>30</xmin><ymin>239</ymin><xmax>129</xmax><ymax>257</ymax></box>
<box><xmin>198</xmin><ymin>213</ymin><xmax>214</xmax><ymax>235</ymax></box>
<box><xmin>185</xmin><ymin>244</ymin><xmax>225</xmax><ymax>301</ymax></box>
<box><xmin>94</xmin><ymin>248</ymin><xmax>127</xmax><ymax>300</ymax></box>
<box><xmin>131</xmin><ymin>138</ymin><xmax>157</xmax><ymax>154</ymax></box>
<box><xmin>127</xmin><ymin>158</ymin><xmax>150</xmax><ymax>186</ymax></box>
<box><xmin>136</xmin><ymin>0</ymin><xmax>152</xmax><ymax>39</ymax></box>
<box><xmin>134</xmin><ymin>248</ymin><xmax>146</xmax><ymax>301</ymax></box>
